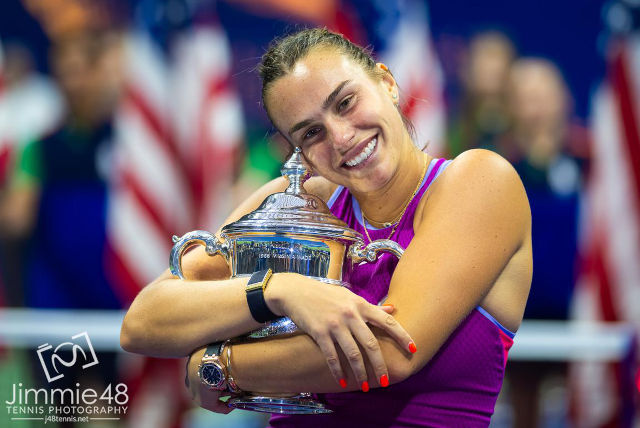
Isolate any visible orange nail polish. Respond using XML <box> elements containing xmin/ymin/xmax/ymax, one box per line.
<box><xmin>339</xmin><ymin>378</ymin><xmax>347</xmax><ymax>388</ymax></box>
<box><xmin>380</xmin><ymin>374</ymin><xmax>389</xmax><ymax>387</ymax></box>
<box><xmin>361</xmin><ymin>381</ymin><xmax>369</xmax><ymax>392</ymax></box>
<box><xmin>408</xmin><ymin>342</ymin><xmax>417</xmax><ymax>353</ymax></box>
<box><xmin>382</xmin><ymin>303</ymin><xmax>394</xmax><ymax>308</ymax></box>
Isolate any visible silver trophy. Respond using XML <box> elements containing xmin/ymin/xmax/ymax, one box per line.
<box><xmin>170</xmin><ymin>148</ymin><xmax>403</xmax><ymax>414</ymax></box>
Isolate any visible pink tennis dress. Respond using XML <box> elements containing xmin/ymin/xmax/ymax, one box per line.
<box><xmin>269</xmin><ymin>158</ymin><xmax>515</xmax><ymax>428</ymax></box>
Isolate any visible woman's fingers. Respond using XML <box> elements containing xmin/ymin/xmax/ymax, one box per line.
<box><xmin>380</xmin><ymin>303</ymin><xmax>395</xmax><ymax>313</ymax></box>
<box><xmin>194</xmin><ymin>385</ymin><xmax>234</xmax><ymax>414</ymax></box>
<box><xmin>348</xmin><ymin>318</ymin><xmax>389</xmax><ymax>389</ymax></box>
<box><xmin>313</xmin><ymin>333</ymin><xmax>347</xmax><ymax>388</ymax></box>
<box><xmin>199</xmin><ymin>395</ymin><xmax>234</xmax><ymax>415</ymax></box>
<box><xmin>367</xmin><ymin>304</ymin><xmax>416</xmax><ymax>355</ymax></box>
<box><xmin>331</xmin><ymin>327</ymin><xmax>369</xmax><ymax>391</ymax></box>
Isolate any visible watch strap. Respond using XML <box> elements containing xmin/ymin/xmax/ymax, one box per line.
<box><xmin>203</xmin><ymin>341</ymin><xmax>224</xmax><ymax>359</ymax></box>
<box><xmin>246</xmin><ymin>269</ymin><xmax>278</xmax><ymax>323</ymax></box>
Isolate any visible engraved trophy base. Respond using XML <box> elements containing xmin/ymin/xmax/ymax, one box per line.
<box><xmin>228</xmin><ymin>393</ymin><xmax>332</xmax><ymax>414</ymax></box>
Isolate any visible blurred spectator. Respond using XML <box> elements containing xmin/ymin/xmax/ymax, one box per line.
<box><xmin>2</xmin><ymin>30</ymin><xmax>126</xmax><ymax>428</ymax></box>
<box><xmin>10</xmin><ymin>29</ymin><xmax>125</xmax><ymax>310</ymax></box>
<box><xmin>447</xmin><ymin>31</ymin><xmax>515</xmax><ymax>156</ymax></box>
<box><xmin>0</xmin><ymin>41</ymin><xmax>63</xmax><ymax>306</ymax></box>
<box><xmin>501</xmin><ymin>58</ymin><xmax>590</xmax><ymax>428</ymax></box>
<box><xmin>0</xmin><ymin>41</ymin><xmax>63</xmax><ymax>177</ymax></box>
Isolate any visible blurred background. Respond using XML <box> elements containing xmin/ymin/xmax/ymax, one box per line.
<box><xmin>0</xmin><ymin>0</ymin><xmax>638</xmax><ymax>427</ymax></box>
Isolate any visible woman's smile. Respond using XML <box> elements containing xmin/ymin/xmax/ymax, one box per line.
<box><xmin>343</xmin><ymin>135</ymin><xmax>378</xmax><ymax>168</ymax></box>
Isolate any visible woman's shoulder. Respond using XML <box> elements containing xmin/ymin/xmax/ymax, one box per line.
<box><xmin>436</xmin><ymin>149</ymin><xmax>525</xmax><ymax>195</ymax></box>
<box><xmin>423</xmin><ymin>149</ymin><xmax>530</xmax><ymax>232</ymax></box>
<box><xmin>449</xmin><ymin>148</ymin><xmax>517</xmax><ymax>177</ymax></box>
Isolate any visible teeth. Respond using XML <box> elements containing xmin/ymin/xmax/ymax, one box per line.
<box><xmin>346</xmin><ymin>138</ymin><xmax>377</xmax><ymax>167</ymax></box>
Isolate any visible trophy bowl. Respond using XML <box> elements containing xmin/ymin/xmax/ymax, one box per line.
<box><xmin>170</xmin><ymin>148</ymin><xmax>403</xmax><ymax>414</ymax></box>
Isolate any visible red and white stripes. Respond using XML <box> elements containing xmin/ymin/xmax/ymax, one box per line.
<box><xmin>571</xmin><ymin>36</ymin><xmax>640</xmax><ymax>427</ymax></box>
<box><xmin>107</xmin><ymin>26</ymin><xmax>243</xmax><ymax>304</ymax></box>
<box><xmin>380</xmin><ymin>1</ymin><xmax>446</xmax><ymax>156</ymax></box>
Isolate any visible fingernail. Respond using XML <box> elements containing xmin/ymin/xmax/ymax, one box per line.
<box><xmin>382</xmin><ymin>303</ymin><xmax>394</xmax><ymax>308</ymax></box>
<box><xmin>380</xmin><ymin>374</ymin><xmax>389</xmax><ymax>387</ymax></box>
<box><xmin>339</xmin><ymin>378</ymin><xmax>347</xmax><ymax>388</ymax></box>
<box><xmin>408</xmin><ymin>341</ymin><xmax>417</xmax><ymax>353</ymax></box>
<box><xmin>361</xmin><ymin>381</ymin><xmax>369</xmax><ymax>392</ymax></box>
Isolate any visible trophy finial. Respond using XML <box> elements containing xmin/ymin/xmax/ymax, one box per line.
<box><xmin>281</xmin><ymin>147</ymin><xmax>311</xmax><ymax>194</ymax></box>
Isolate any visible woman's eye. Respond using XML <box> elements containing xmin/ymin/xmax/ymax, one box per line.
<box><xmin>338</xmin><ymin>96</ymin><xmax>353</xmax><ymax>112</ymax></box>
<box><xmin>304</xmin><ymin>127</ymin><xmax>321</xmax><ymax>140</ymax></box>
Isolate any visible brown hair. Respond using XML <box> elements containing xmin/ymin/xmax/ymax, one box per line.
<box><xmin>258</xmin><ymin>27</ymin><xmax>416</xmax><ymax>140</ymax></box>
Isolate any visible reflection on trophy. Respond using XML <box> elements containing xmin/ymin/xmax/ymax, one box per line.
<box><xmin>170</xmin><ymin>148</ymin><xmax>403</xmax><ymax>414</ymax></box>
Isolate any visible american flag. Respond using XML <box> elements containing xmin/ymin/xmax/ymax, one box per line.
<box><xmin>376</xmin><ymin>0</ymin><xmax>446</xmax><ymax>156</ymax></box>
<box><xmin>570</xmin><ymin>2</ymin><xmax>640</xmax><ymax>426</ymax></box>
<box><xmin>107</xmin><ymin>5</ymin><xmax>243</xmax><ymax>306</ymax></box>
<box><xmin>107</xmin><ymin>2</ymin><xmax>243</xmax><ymax>426</ymax></box>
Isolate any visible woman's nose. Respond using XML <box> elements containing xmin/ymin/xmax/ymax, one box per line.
<box><xmin>328</xmin><ymin>120</ymin><xmax>355</xmax><ymax>153</ymax></box>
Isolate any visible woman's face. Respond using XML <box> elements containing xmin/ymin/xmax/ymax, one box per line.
<box><xmin>265</xmin><ymin>47</ymin><xmax>410</xmax><ymax>194</ymax></box>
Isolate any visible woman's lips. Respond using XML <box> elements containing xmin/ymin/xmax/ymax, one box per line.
<box><xmin>343</xmin><ymin>136</ymin><xmax>377</xmax><ymax>168</ymax></box>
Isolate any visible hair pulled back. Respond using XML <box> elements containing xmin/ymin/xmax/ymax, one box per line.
<box><xmin>258</xmin><ymin>27</ymin><xmax>416</xmax><ymax>141</ymax></box>
<box><xmin>259</xmin><ymin>28</ymin><xmax>378</xmax><ymax>105</ymax></box>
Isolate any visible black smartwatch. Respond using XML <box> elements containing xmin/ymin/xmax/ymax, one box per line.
<box><xmin>246</xmin><ymin>269</ymin><xmax>278</xmax><ymax>323</ymax></box>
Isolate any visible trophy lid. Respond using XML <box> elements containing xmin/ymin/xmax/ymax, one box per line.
<box><xmin>222</xmin><ymin>148</ymin><xmax>361</xmax><ymax>241</ymax></box>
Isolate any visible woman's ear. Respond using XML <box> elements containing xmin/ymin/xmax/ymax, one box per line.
<box><xmin>376</xmin><ymin>62</ymin><xmax>399</xmax><ymax>104</ymax></box>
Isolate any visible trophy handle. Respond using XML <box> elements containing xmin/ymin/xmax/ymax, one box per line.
<box><xmin>348</xmin><ymin>239</ymin><xmax>404</xmax><ymax>263</ymax></box>
<box><xmin>170</xmin><ymin>230</ymin><xmax>229</xmax><ymax>279</ymax></box>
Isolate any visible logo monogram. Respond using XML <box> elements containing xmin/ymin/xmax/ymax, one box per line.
<box><xmin>36</xmin><ymin>332</ymin><xmax>99</xmax><ymax>383</ymax></box>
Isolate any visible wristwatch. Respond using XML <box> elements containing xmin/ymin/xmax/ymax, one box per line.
<box><xmin>198</xmin><ymin>341</ymin><xmax>228</xmax><ymax>391</ymax></box>
<box><xmin>246</xmin><ymin>268</ymin><xmax>278</xmax><ymax>323</ymax></box>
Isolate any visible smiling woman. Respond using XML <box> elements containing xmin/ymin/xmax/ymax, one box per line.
<box><xmin>120</xmin><ymin>28</ymin><xmax>532</xmax><ymax>427</ymax></box>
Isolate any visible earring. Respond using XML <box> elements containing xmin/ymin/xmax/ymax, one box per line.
<box><xmin>392</xmin><ymin>93</ymin><xmax>398</xmax><ymax>100</ymax></box>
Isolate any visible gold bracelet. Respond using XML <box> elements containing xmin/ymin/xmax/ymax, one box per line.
<box><xmin>224</xmin><ymin>341</ymin><xmax>242</xmax><ymax>394</ymax></box>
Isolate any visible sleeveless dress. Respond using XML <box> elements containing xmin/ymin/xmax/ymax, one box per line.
<box><xmin>270</xmin><ymin>158</ymin><xmax>515</xmax><ymax>428</ymax></box>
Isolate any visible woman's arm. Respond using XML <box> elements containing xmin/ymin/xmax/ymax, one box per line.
<box><xmin>120</xmin><ymin>175</ymin><xmax>410</xmax><ymax>363</ymax></box>
<box><xmin>187</xmin><ymin>149</ymin><xmax>532</xmax><ymax>400</ymax></box>
<box><xmin>187</xmin><ymin>322</ymin><xmax>413</xmax><ymax>398</ymax></box>
<box><xmin>120</xmin><ymin>176</ymin><xmax>291</xmax><ymax>357</ymax></box>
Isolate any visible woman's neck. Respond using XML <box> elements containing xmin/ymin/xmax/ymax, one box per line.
<box><xmin>354</xmin><ymin>143</ymin><xmax>430</xmax><ymax>227</ymax></box>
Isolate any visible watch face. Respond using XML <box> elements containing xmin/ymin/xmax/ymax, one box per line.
<box><xmin>200</xmin><ymin>363</ymin><xmax>224</xmax><ymax>389</ymax></box>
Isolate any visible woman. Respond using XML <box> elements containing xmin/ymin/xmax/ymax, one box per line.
<box><xmin>121</xmin><ymin>28</ymin><xmax>532</xmax><ymax>427</ymax></box>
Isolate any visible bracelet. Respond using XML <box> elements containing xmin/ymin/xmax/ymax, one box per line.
<box><xmin>246</xmin><ymin>269</ymin><xmax>278</xmax><ymax>323</ymax></box>
<box><xmin>224</xmin><ymin>340</ymin><xmax>242</xmax><ymax>394</ymax></box>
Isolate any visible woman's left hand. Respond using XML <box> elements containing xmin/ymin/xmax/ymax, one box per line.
<box><xmin>265</xmin><ymin>272</ymin><xmax>414</xmax><ymax>390</ymax></box>
<box><xmin>186</xmin><ymin>348</ymin><xmax>234</xmax><ymax>414</ymax></box>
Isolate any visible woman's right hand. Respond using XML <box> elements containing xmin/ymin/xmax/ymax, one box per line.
<box><xmin>265</xmin><ymin>273</ymin><xmax>415</xmax><ymax>391</ymax></box>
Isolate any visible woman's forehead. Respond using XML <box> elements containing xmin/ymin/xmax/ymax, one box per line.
<box><xmin>283</xmin><ymin>49</ymin><xmax>364</xmax><ymax>88</ymax></box>
<box><xmin>265</xmin><ymin>49</ymin><xmax>370</xmax><ymax>123</ymax></box>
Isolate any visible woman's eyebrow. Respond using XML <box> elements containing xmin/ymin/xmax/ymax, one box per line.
<box><xmin>288</xmin><ymin>80</ymin><xmax>352</xmax><ymax>136</ymax></box>
<box><xmin>322</xmin><ymin>79</ymin><xmax>351</xmax><ymax>110</ymax></box>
